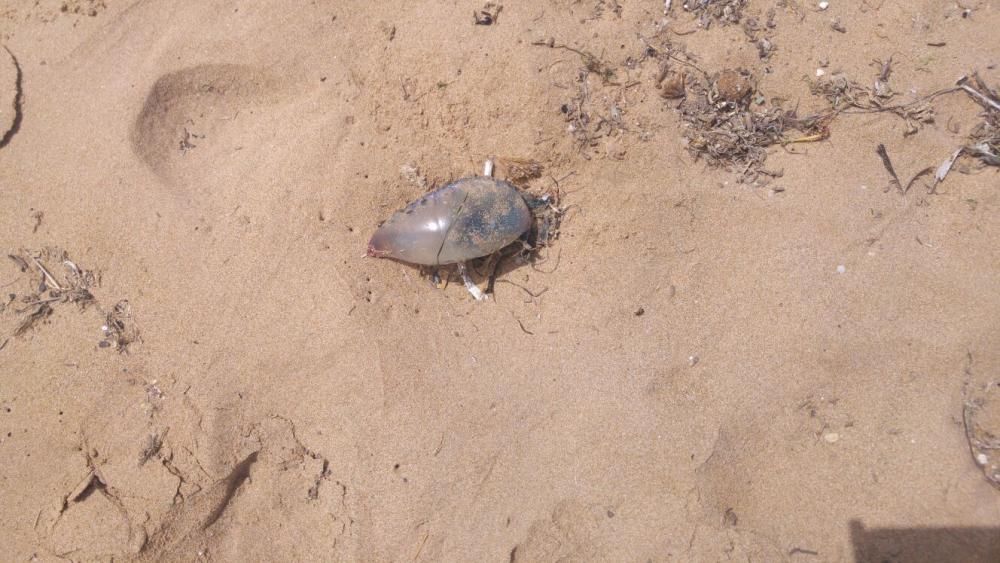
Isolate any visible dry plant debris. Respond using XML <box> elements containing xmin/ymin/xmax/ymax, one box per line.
<box><xmin>494</xmin><ymin>156</ymin><xmax>544</xmax><ymax>184</ymax></box>
<box><xmin>2</xmin><ymin>248</ymin><xmax>139</xmax><ymax>352</ymax></box>
<box><xmin>676</xmin><ymin>67</ymin><xmax>824</xmax><ymax>180</ymax></box>
<box><xmin>809</xmin><ymin>58</ymin><xmax>938</xmax><ymax>136</ymax></box>
<box><xmin>740</xmin><ymin>8</ymin><xmax>778</xmax><ymax>60</ymax></box>
<box><xmin>806</xmin><ymin>65</ymin><xmax>998</xmax><ymax>192</ymax></box>
<box><xmin>875</xmin><ymin>73</ymin><xmax>1000</xmax><ymax>193</ymax></box>
<box><xmin>962</xmin><ymin>353</ymin><xmax>1000</xmax><ymax>491</ymax></box>
<box><xmin>5</xmin><ymin>248</ymin><xmax>96</xmax><ymax>337</ymax></box>
<box><xmin>959</xmin><ymin>74</ymin><xmax>1000</xmax><ymax>167</ymax></box>
<box><xmin>964</xmin><ymin>399</ymin><xmax>1000</xmax><ymax>490</ymax></box>
<box><xmin>473</xmin><ymin>2</ymin><xmax>501</xmax><ymax>26</ymax></box>
<box><xmin>587</xmin><ymin>0</ymin><xmax>623</xmax><ymax>21</ymax></box>
<box><xmin>533</xmin><ymin>39</ymin><xmax>639</xmax><ymax>159</ymax></box>
<box><xmin>101</xmin><ymin>299</ymin><xmax>140</xmax><ymax>352</ymax></box>
<box><xmin>682</xmin><ymin>0</ymin><xmax>748</xmax><ymax>27</ymax></box>
<box><xmin>639</xmin><ymin>34</ymin><xmax>824</xmax><ymax>180</ymax></box>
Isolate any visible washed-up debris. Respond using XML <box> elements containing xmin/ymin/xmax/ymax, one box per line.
<box><xmin>810</xmin><ymin>59</ymin><xmax>937</xmax><ymax>136</ymax></box>
<box><xmin>2</xmin><ymin>248</ymin><xmax>139</xmax><ymax>352</ymax></box>
<box><xmin>473</xmin><ymin>2</ymin><xmax>501</xmax><ymax>25</ymax></box>
<box><xmin>532</xmin><ymin>39</ymin><xmax>639</xmax><ymax>157</ymax></box>
<box><xmin>926</xmin><ymin>74</ymin><xmax>1000</xmax><ymax>191</ymax></box>
<box><xmin>931</xmin><ymin>147</ymin><xmax>965</xmax><ymax>191</ymax></box>
<box><xmin>741</xmin><ymin>8</ymin><xmax>778</xmax><ymax>60</ymax></box>
<box><xmin>682</xmin><ymin>0</ymin><xmax>748</xmax><ymax>27</ymax></box>
<box><xmin>5</xmin><ymin>249</ymin><xmax>97</xmax><ymax>337</ymax></box>
<box><xmin>958</xmin><ymin>73</ymin><xmax>1000</xmax><ymax>112</ymax></box>
<box><xmin>963</xmin><ymin>353</ymin><xmax>1000</xmax><ymax>491</ymax></box>
<box><xmin>958</xmin><ymin>74</ymin><xmax>1000</xmax><ymax>168</ymax></box>
<box><xmin>875</xmin><ymin>143</ymin><xmax>902</xmax><ymax>192</ymax></box>
<box><xmin>677</xmin><ymin>66</ymin><xmax>826</xmax><ymax>180</ymax></box>
<box><xmin>101</xmin><ymin>299</ymin><xmax>140</xmax><ymax>352</ymax></box>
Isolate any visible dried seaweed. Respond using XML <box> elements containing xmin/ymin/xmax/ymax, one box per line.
<box><xmin>809</xmin><ymin>61</ymin><xmax>939</xmax><ymax>136</ymax></box>
<box><xmin>101</xmin><ymin>299</ymin><xmax>140</xmax><ymax>353</ymax></box>
<box><xmin>532</xmin><ymin>39</ymin><xmax>637</xmax><ymax>157</ymax></box>
<box><xmin>560</xmin><ymin>69</ymin><xmax>632</xmax><ymax>155</ymax></box>
<box><xmin>875</xmin><ymin>143</ymin><xmax>901</xmax><ymax>192</ymax></box>
<box><xmin>741</xmin><ymin>8</ymin><xmax>778</xmax><ymax>60</ymax></box>
<box><xmin>4</xmin><ymin>249</ymin><xmax>98</xmax><ymax>337</ymax></box>
<box><xmin>635</xmin><ymin>32</ymin><xmax>824</xmax><ymax>179</ymax></box>
<box><xmin>14</xmin><ymin>302</ymin><xmax>52</xmax><ymax>336</ymax></box>
<box><xmin>677</xmin><ymin>68</ymin><xmax>824</xmax><ymax>180</ymax></box>
<box><xmin>494</xmin><ymin>157</ymin><xmax>544</xmax><ymax>183</ymax></box>
<box><xmin>928</xmin><ymin>73</ymin><xmax>1000</xmax><ymax>186</ymax></box>
<box><xmin>961</xmin><ymin>74</ymin><xmax>1000</xmax><ymax>167</ymax></box>
<box><xmin>3</xmin><ymin>248</ymin><xmax>135</xmax><ymax>351</ymax></box>
<box><xmin>683</xmin><ymin>0</ymin><xmax>748</xmax><ymax>27</ymax></box>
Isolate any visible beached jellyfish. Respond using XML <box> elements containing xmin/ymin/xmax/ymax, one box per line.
<box><xmin>367</xmin><ymin>160</ymin><xmax>539</xmax><ymax>300</ymax></box>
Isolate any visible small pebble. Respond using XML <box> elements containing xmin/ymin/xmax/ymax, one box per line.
<box><xmin>976</xmin><ymin>452</ymin><xmax>989</xmax><ymax>466</ymax></box>
<box><xmin>818</xmin><ymin>1</ymin><xmax>829</xmax><ymax>10</ymax></box>
<box><xmin>823</xmin><ymin>432</ymin><xmax>840</xmax><ymax>443</ymax></box>
<box><xmin>836</xmin><ymin>265</ymin><xmax>846</xmax><ymax>274</ymax></box>
<box><xmin>815</xmin><ymin>68</ymin><xmax>826</xmax><ymax>77</ymax></box>
<box><xmin>688</xmin><ymin>355</ymin><xmax>699</xmax><ymax>367</ymax></box>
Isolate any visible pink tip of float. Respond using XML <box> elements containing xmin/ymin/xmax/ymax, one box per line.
<box><xmin>366</xmin><ymin>239</ymin><xmax>391</xmax><ymax>259</ymax></box>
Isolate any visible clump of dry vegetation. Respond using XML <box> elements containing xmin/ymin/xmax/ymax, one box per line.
<box><xmin>101</xmin><ymin>299</ymin><xmax>139</xmax><ymax>352</ymax></box>
<box><xmin>968</xmin><ymin>112</ymin><xmax>1000</xmax><ymax>165</ymax></box>
<box><xmin>682</xmin><ymin>0</ymin><xmax>748</xmax><ymax>27</ymax></box>
<box><xmin>2</xmin><ymin>248</ymin><xmax>139</xmax><ymax>352</ymax></box>
<box><xmin>960</xmin><ymin>74</ymin><xmax>1000</xmax><ymax>167</ymax></box>
<box><xmin>810</xmin><ymin>68</ymin><xmax>999</xmax><ymax>192</ymax></box>
<box><xmin>680</xmin><ymin>69</ymin><xmax>780</xmax><ymax>172</ymax></box>
<box><xmin>740</xmin><ymin>8</ymin><xmax>778</xmax><ymax>60</ymax></box>
<box><xmin>635</xmin><ymin>33</ymin><xmax>823</xmax><ymax>182</ymax></box>
<box><xmin>532</xmin><ymin>38</ymin><xmax>639</xmax><ymax>159</ymax></box>
<box><xmin>494</xmin><ymin>156</ymin><xmax>545</xmax><ymax>184</ymax></box>
<box><xmin>5</xmin><ymin>248</ymin><xmax>97</xmax><ymax>338</ymax></box>
<box><xmin>809</xmin><ymin>58</ymin><xmax>937</xmax><ymax>136</ymax></box>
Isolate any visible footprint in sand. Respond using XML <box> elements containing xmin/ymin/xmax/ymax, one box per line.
<box><xmin>130</xmin><ymin>64</ymin><xmax>292</xmax><ymax>185</ymax></box>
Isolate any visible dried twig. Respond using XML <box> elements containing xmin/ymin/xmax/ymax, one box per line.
<box><xmin>31</xmin><ymin>256</ymin><xmax>63</xmax><ymax>291</ymax></box>
<box><xmin>903</xmin><ymin>166</ymin><xmax>934</xmax><ymax>194</ymax></box>
<box><xmin>14</xmin><ymin>303</ymin><xmax>52</xmax><ymax>336</ymax></box>
<box><xmin>958</xmin><ymin>74</ymin><xmax>1000</xmax><ymax>112</ymax></box>
<box><xmin>875</xmin><ymin>144</ymin><xmax>901</xmax><ymax>192</ymax></box>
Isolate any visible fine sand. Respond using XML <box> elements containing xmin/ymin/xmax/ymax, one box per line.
<box><xmin>1</xmin><ymin>1</ymin><xmax>999</xmax><ymax>561</ymax></box>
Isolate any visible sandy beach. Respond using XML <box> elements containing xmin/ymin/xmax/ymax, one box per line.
<box><xmin>1</xmin><ymin>1</ymin><xmax>999</xmax><ymax>561</ymax></box>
